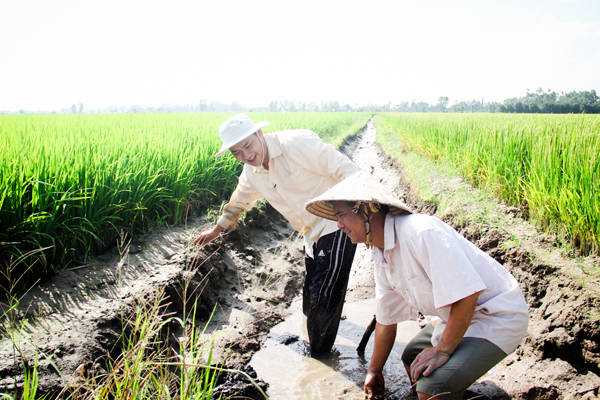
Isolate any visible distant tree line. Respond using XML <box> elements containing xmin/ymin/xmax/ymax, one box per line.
<box><xmin>499</xmin><ymin>89</ymin><xmax>600</xmax><ymax>113</ymax></box>
<box><xmin>2</xmin><ymin>89</ymin><xmax>599</xmax><ymax>114</ymax></box>
<box><xmin>264</xmin><ymin>90</ymin><xmax>600</xmax><ymax>114</ymax></box>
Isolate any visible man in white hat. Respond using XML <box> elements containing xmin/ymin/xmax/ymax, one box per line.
<box><xmin>305</xmin><ymin>172</ymin><xmax>529</xmax><ymax>400</ymax></box>
<box><xmin>195</xmin><ymin>114</ymin><xmax>360</xmax><ymax>355</ymax></box>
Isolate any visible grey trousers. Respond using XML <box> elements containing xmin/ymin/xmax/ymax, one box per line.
<box><xmin>401</xmin><ymin>324</ymin><xmax>507</xmax><ymax>399</ymax></box>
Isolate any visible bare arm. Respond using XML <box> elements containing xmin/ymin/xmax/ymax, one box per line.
<box><xmin>364</xmin><ymin>322</ymin><xmax>397</xmax><ymax>399</ymax></box>
<box><xmin>436</xmin><ymin>290</ymin><xmax>482</xmax><ymax>354</ymax></box>
<box><xmin>409</xmin><ymin>290</ymin><xmax>482</xmax><ymax>382</ymax></box>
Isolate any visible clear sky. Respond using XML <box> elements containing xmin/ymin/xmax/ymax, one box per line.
<box><xmin>1</xmin><ymin>0</ymin><xmax>599</xmax><ymax>111</ymax></box>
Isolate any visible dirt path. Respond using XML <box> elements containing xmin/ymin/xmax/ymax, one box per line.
<box><xmin>1</xmin><ymin>119</ymin><xmax>599</xmax><ymax>399</ymax></box>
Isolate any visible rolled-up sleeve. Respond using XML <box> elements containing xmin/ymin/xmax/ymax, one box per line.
<box><xmin>217</xmin><ymin>168</ymin><xmax>262</xmax><ymax>230</ymax></box>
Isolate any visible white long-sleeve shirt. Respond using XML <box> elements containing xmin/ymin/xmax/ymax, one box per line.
<box><xmin>372</xmin><ymin>213</ymin><xmax>529</xmax><ymax>354</ymax></box>
<box><xmin>217</xmin><ymin>129</ymin><xmax>360</xmax><ymax>256</ymax></box>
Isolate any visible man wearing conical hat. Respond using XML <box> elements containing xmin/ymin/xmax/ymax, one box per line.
<box><xmin>195</xmin><ymin>114</ymin><xmax>360</xmax><ymax>355</ymax></box>
<box><xmin>306</xmin><ymin>172</ymin><xmax>529</xmax><ymax>400</ymax></box>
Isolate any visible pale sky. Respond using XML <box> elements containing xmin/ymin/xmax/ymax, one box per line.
<box><xmin>1</xmin><ymin>0</ymin><xmax>599</xmax><ymax>111</ymax></box>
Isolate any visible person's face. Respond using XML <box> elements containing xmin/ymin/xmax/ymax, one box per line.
<box><xmin>229</xmin><ymin>131</ymin><xmax>265</xmax><ymax>167</ymax></box>
<box><xmin>332</xmin><ymin>203</ymin><xmax>366</xmax><ymax>244</ymax></box>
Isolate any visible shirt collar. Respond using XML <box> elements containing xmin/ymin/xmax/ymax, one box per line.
<box><xmin>383</xmin><ymin>213</ymin><xmax>397</xmax><ymax>251</ymax></box>
<box><xmin>371</xmin><ymin>213</ymin><xmax>398</xmax><ymax>268</ymax></box>
<box><xmin>249</xmin><ymin>133</ymin><xmax>282</xmax><ymax>174</ymax></box>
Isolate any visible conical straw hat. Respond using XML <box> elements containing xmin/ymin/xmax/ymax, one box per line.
<box><xmin>305</xmin><ymin>171</ymin><xmax>412</xmax><ymax>221</ymax></box>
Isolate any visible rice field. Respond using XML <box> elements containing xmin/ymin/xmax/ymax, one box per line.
<box><xmin>0</xmin><ymin>112</ymin><xmax>370</xmax><ymax>294</ymax></box>
<box><xmin>375</xmin><ymin>113</ymin><xmax>600</xmax><ymax>255</ymax></box>
<box><xmin>4</xmin><ymin>110</ymin><xmax>596</xmax><ymax>294</ymax></box>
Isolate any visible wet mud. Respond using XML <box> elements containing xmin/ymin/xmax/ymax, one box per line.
<box><xmin>1</xmin><ymin>120</ymin><xmax>599</xmax><ymax>399</ymax></box>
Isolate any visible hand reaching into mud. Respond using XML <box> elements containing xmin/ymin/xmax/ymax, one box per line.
<box><xmin>194</xmin><ymin>225</ymin><xmax>223</xmax><ymax>246</ymax></box>
<box><xmin>409</xmin><ymin>347</ymin><xmax>450</xmax><ymax>383</ymax></box>
<box><xmin>364</xmin><ymin>370</ymin><xmax>385</xmax><ymax>399</ymax></box>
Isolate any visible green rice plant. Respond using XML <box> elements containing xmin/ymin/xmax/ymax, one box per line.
<box><xmin>1</xmin><ymin>300</ymin><xmax>58</xmax><ymax>400</ymax></box>
<box><xmin>0</xmin><ymin>355</ymin><xmax>47</xmax><ymax>400</ymax></box>
<box><xmin>0</xmin><ymin>112</ymin><xmax>369</xmax><ymax>294</ymax></box>
<box><xmin>1</xmin><ymin>113</ymin><xmax>238</xmax><ymax>290</ymax></box>
<box><xmin>20</xmin><ymin>354</ymin><xmax>45</xmax><ymax>400</ymax></box>
<box><xmin>62</xmin><ymin>293</ymin><xmax>228</xmax><ymax>400</ymax></box>
<box><xmin>376</xmin><ymin>112</ymin><xmax>600</xmax><ymax>255</ymax></box>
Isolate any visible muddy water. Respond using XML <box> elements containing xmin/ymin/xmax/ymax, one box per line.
<box><xmin>251</xmin><ymin>299</ymin><xmax>419</xmax><ymax>399</ymax></box>
<box><xmin>251</xmin><ymin>121</ymin><xmax>418</xmax><ymax>399</ymax></box>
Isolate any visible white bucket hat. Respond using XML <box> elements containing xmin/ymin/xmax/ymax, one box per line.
<box><xmin>305</xmin><ymin>171</ymin><xmax>412</xmax><ymax>221</ymax></box>
<box><xmin>215</xmin><ymin>114</ymin><xmax>270</xmax><ymax>157</ymax></box>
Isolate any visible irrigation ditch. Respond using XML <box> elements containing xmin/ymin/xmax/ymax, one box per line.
<box><xmin>0</xmin><ymin>119</ymin><xmax>599</xmax><ymax>399</ymax></box>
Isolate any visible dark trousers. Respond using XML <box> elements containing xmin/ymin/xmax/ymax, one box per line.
<box><xmin>303</xmin><ymin>229</ymin><xmax>357</xmax><ymax>355</ymax></box>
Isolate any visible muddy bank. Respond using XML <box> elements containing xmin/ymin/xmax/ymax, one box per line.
<box><xmin>0</xmin><ymin>204</ymin><xmax>304</xmax><ymax>397</ymax></box>
<box><xmin>441</xmin><ymin>213</ymin><xmax>600</xmax><ymax>399</ymax></box>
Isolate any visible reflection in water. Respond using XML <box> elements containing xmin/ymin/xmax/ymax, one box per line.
<box><xmin>251</xmin><ymin>298</ymin><xmax>420</xmax><ymax>399</ymax></box>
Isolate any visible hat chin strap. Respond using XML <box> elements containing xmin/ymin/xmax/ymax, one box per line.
<box><xmin>364</xmin><ymin>219</ymin><xmax>372</xmax><ymax>249</ymax></box>
<box><xmin>353</xmin><ymin>202</ymin><xmax>376</xmax><ymax>248</ymax></box>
